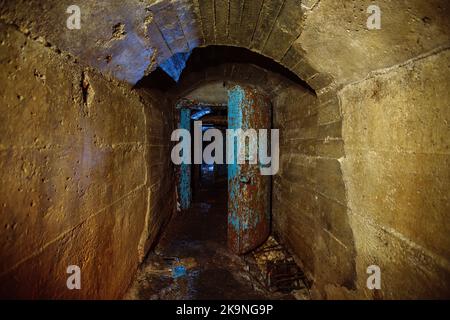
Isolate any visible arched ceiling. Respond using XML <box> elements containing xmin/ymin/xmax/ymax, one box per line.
<box><xmin>1</xmin><ymin>0</ymin><xmax>448</xmax><ymax>90</ymax></box>
<box><xmin>0</xmin><ymin>0</ymin><xmax>327</xmax><ymax>88</ymax></box>
<box><xmin>135</xmin><ymin>45</ymin><xmax>313</xmax><ymax>93</ymax></box>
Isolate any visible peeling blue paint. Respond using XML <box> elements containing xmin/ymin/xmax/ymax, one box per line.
<box><xmin>228</xmin><ymin>86</ymin><xmax>244</xmax><ymax>235</ymax></box>
<box><xmin>228</xmin><ymin>86</ymin><xmax>260</xmax><ymax>232</ymax></box>
<box><xmin>172</xmin><ymin>265</ymin><xmax>187</xmax><ymax>279</ymax></box>
<box><xmin>179</xmin><ymin>108</ymin><xmax>191</xmax><ymax>209</ymax></box>
<box><xmin>227</xmin><ymin>86</ymin><xmax>271</xmax><ymax>254</ymax></box>
<box><xmin>160</xmin><ymin>51</ymin><xmax>192</xmax><ymax>82</ymax></box>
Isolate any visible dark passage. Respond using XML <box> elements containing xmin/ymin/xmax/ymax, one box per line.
<box><xmin>126</xmin><ymin>168</ymin><xmax>274</xmax><ymax>299</ymax></box>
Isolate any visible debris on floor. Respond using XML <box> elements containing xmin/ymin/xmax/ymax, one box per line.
<box><xmin>244</xmin><ymin>236</ymin><xmax>310</xmax><ymax>299</ymax></box>
<box><xmin>172</xmin><ymin>257</ymin><xmax>197</xmax><ymax>278</ymax></box>
<box><xmin>124</xmin><ymin>241</ymin><xmax>273</xmax><ymax>300</ymax></box>
<box><xmin>172</xmin><ymin>265</ymin><xmax>186</xmax><ymax>279</ymax></box>
<box><xmin>124</xmin><ymin>253</ymin><xmax>201</xmax><ymax>300</ymax></box>
<box><xmin>125</xmin><ymin>175</ymin><xmax>309</xmax><ymax>300</ymax></box>
<box><xmin>138</xmin><ymin>255</ymin><xmax>198</xmax><ymax>279</ymax></box>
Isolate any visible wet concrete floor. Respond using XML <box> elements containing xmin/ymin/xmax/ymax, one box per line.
<box><xmin>125</xmin><ymin>169</ymin><xmax>290</xmax><ymax>300</ymax></box>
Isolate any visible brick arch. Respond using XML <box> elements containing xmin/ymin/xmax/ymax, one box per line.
<box><xmin>146</xmin><ymin>0</ymin><xmax>334</xmax><ymax>91</ymax></box>
<box><xmin>0</xmin><ymin>0</ymin><xmax>333</xmax><ymax>90</ymax></box>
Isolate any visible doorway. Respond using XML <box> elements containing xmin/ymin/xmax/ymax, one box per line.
<box><xmin>177</xmin><ymin>85</ymin><xmax>273</xmax><ymax>254</ymax></box>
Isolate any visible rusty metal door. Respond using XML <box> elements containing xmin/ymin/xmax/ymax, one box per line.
<box><xmin>227</xmin><ymin>85</ymin><xmax>271</xmax><ymax>254</ymax></box>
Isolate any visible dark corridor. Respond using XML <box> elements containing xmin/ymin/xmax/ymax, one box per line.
<box><xmin>126</xmin><ymin>167</ymin><xmax>271</xmax><ymax>300</ymax></box>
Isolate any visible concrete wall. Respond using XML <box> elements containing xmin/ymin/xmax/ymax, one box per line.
<box><xmin>269</xmin><ymin>0</ymin><xmax>450</xmax><ymax>300</ymax></box>
<box><xmin>339</xmin><ymin>49</ymin><xmax>450</xmax><ymax>299</ymax></box>
<box><xmin>0</xmin><ymin>23</ymin><xmax>175</xmax><ymax>299</ymax></box>
<box><xmin>137</xmin><ymin>89</ymin><xmax>176</xmax><ymax>261</ymax></box>
<box><xmin>272</xmin><ymin>84</ymin><xmax>356</xmax><ymax>298</ymax></box>
<box><xmin>272</xmin><ymin>45</ymin><xmax>450</xmax><ymax>300</ymax></box>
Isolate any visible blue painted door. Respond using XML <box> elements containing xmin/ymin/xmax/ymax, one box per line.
<box><xmin>179</xmin><ymin>108</ymin><xmax>191</xmax><ymax>209</ymax></box>
<box><xmin>227</xmin><ymin>85</ymin><xmax>271</xmax><ymax>254</ymax></box>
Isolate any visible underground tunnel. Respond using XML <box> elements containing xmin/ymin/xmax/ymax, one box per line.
<box><xmin>0</xmin><ymin>0</ymin><xmax>449</xmax><ymax>301</ymax></box>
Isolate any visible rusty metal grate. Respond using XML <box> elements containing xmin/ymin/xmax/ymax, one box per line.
<box><xmin>266</xmin><ymin>259</ymin><xmax>307</xmax><ymax>293</ymax></box>
<box><xmin>245</xmin><ymin>236</ymin><xmax>310</xmax><ymax>297</ymax></box>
